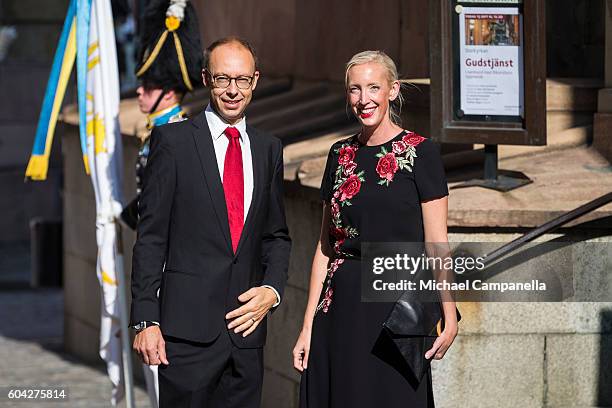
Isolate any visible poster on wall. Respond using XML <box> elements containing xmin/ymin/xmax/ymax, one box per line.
<box><xmin>458</xmin><ymin>6</ymin><xmax>523</xmax><ymax>117</ymax></box>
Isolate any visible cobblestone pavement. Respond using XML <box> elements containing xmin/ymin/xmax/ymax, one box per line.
<box><xmin>0</xmin><ymin>289</ymin><xmax>152</xmax><ymax>408</ymax></box>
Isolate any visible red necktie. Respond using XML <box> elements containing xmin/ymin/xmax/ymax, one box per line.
<box><xmin>223</xmin><ymin>127</ymin><xmax>244</xmax><ymax>253</ymax></box>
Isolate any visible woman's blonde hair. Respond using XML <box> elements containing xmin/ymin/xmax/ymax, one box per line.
<box><xmin>345</xmin><ymin>50</ymin><xmax>404</xmax><ymax>126</ymax></box>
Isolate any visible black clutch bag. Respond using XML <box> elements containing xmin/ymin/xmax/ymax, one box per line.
<box><xmin>382</xmin><ymin>289</ymin><xmax>461</xmax><ymax>384</ymax></box>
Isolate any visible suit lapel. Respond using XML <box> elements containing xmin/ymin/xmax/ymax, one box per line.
<box><xmin>191</xmin><ymin>111</ymin><xmax>232</xmax><ymax>252</ymax></box>
<box><xmin>235</xmin><ymin>125</ymin><xmax>264</xmax><ymax>257</ymax></box>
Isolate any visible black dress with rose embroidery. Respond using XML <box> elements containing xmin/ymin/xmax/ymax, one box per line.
<box><xmin>299</xmin><ymin>131</ymin><xmax>448</xmax><ymax>408</ymax></box>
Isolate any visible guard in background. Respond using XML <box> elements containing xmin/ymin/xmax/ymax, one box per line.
<box><xmin>121</xmin><ymin>1</ymin><xmax>202</xmax><ymax>406</ymax></box>
<box><xmin>121</xmin><ymin>0</ymin><xmax>202</xmax><ymax>231</ymax></box>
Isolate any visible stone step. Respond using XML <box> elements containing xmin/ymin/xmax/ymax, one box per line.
<box><xmin>498</xmin><ymin>125</ymin><xmax>592</xmax><ymax>160</ymax></box>
<box><xmin>547</xmin><ymin>111</ymin><xmax>594</xmax><ymax>134</ymax></box>
<box><xmin>546</xmin><ymin>77</ymin><xmax>602</xmax><ymax>112</ymax></box>
<box><xmin>247</xmin><ymin>83</ymin><xmax>331</xmax><ymax>117</ymax></box>
<box><xmin>283</xmin><ymin>125</ymin><xmax>359</xmax><ymax>166</ymax></box>
<box><xmin>270</xmin><ymin>110</ymin><xmax>355</xmax><ymax>144</ymax></box>
<box><xmin>250</xmin><ymin>93</ymin><xmax>347</xmax><ymax>131</ymax></box>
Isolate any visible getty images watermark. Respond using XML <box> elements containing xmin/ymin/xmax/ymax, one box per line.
<box><xmin>360</xmin><ymin>241</ymin><xmax>612</xmax><ymax>302</ymax></box>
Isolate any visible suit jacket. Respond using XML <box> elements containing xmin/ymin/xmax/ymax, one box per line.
<box><xmin>130</xmin><ymin>110</ymin><xmax>291</xmax><ymax>348</ymax></box>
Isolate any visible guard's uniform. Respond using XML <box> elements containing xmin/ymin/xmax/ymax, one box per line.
<box><xmin>120</xmin><ymin>0</ymin><xmax>202</xmax><ymax>231</ymax></box>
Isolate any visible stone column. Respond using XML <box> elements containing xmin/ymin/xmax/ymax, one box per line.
<box><xmin>594</xmin><ymin>0</ymin><xmax>612</xmax><ymax>162</ymax></box>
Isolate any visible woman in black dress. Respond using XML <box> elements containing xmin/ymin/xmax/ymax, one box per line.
<box><xmin>293</xmin><ymin>51</ymin><xmax>458</xmax><ymax>407</ymax></box>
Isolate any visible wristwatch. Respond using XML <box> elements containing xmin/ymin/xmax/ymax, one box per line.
<box><xmin>132</xmin><ymin>321</ymin><xmax>159</xmax><ymax>332</ymax></box>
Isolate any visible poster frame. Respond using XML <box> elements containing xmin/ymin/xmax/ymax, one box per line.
<box><xmin>430</xmin><ymin>0</ymin><xmax>546</xmax><ymax>146</ymax></box>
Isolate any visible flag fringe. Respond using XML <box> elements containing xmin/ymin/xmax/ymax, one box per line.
<box><xmin>25</xmin><ymin>155</ymin><xmax>50</xmax><ymax>181</ymax></box>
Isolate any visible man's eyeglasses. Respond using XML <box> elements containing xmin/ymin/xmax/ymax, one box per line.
<box><xmin>205</xmin><ymin>70</ymin><xmax>255</xmax><ymax>90</ymax></box>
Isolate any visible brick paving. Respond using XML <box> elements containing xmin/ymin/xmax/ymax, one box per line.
<box><xmin>0</xmin><ymin>289</ymin><xmax>152</xmax><ymax>407</ymax></box>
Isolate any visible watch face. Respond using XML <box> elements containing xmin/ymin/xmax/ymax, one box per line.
<box><xmin>134</xmin><ymin>321</ymin><xmax>157</xmax><ymax>331</ymax></box>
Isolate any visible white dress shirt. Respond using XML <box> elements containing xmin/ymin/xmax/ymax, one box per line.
<box><xmin>204</xmin><ymin>104</ymin><xmax>280</xmax><ymax>307</ymax></box>
<box><xmin>205</xmin><ymin>104</ymin><xmax>253</xmax><ymax>222</ymax></box>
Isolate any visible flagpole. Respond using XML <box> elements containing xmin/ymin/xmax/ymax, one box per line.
<box><xmin>115</xmin><ymin>220</ymin><xmax>136</xmax><ymax>408</ymax></box>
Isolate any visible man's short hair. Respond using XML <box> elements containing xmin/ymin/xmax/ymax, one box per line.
<box><xmin>203</xmin><ymin>36</ymin><xmax>258</xmax><ymax>71</ymax></box>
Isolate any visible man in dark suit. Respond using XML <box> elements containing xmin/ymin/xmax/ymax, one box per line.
<box><xmin>130</xmin><ymin>37</ymin><xmax>291</xmax><ymax>408</ymax></box>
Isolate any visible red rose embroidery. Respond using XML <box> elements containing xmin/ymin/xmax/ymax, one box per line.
<box><xmin>392</xmin><ymin>140</ymin><xmax>408</xmax><ymax>154</ymax></box>
<box><xmin>330</xmin><ymin>200</ymin><xmax>340</xmax><ymax>217</ymax></box>
<box><xmin>343</xmin><ymin>161</ymin><xmax>357</xmax><ymax>175</ymax></box>
<box><xmin>338</xmin><ymin>174</ymin><xmax>361</xmax><ymax>201</ymax></box>
<box><xmin>338</xmin><ymin>146</ymin><xmax>356</xmax><ymax>166</ymax></box>
<box><xmin>376</xmin><ymin>153</ymin><xmax>399</xmax><ymax>181</ymax></box>
<box><xmin>333</xmin><ymin>240</ymin><xmax>344</xmax><ymax>252</ymax></box>
<box><xmin>330</xmin><ymin>227</ymin><xmax>346</xmax><ymax>241</ymax></box>
<box><xmin>330</xmin><ymin>227</ymin><xmax>347</xmax><ymax>252</ymax></box>
<box><xmin>402</xmin><ymin>134</ymin><xmax>426</xmax><ymax>147</ymax></box>
<box><xmin>317</xmin><ymin>242</ymin><xmax>347</xmax><ymax>313</ymax></box>
<box><xmin>321</xmin><ymin>288</ymin><xmax>333</xmax><ymax>313</ymax></box>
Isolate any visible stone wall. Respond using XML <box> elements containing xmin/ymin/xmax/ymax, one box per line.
<box><xmin>432</xmin><ymin>233</ymin><xmax>612</xmax><ymax>408</ymax></box>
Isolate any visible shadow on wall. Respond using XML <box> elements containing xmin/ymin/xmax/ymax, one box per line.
<box><xmin>546</xmin><ymin>0</ymin><xmax>605</xmax><ymax>78</ymax></box>
<box><xmin>598</xmin><ymin>309</ymin><xmax>612</xmax><ymax>405</ymax></box>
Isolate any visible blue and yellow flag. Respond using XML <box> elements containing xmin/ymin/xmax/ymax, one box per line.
<box><xmin>25</xmin><ymin>0</ymin><xmax>128</xmax><ymax>405</ymax></box>
<box><xmin>25</xmin><ymin>0</ymin><xmax>77</xmax><ymax>180</ymax></box>
<box><xmin>25</xmin><ymin>0</ymin><xmax>98</xmax><ymax>180</ymax></box>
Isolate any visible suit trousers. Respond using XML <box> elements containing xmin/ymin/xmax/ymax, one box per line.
<box><xmin>159</xmin><ymin>328</ymin><xmax>263</xmax><ymax>408</ymax></box>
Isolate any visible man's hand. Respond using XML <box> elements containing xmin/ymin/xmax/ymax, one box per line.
<box><xmin>133</xmin><ymin>325</ymin><xmax>169</xmax><ymax>366</ymax></box>
<box><xmin>225</xmin><ymin>287</ymin><xmax>277</xmax><ymax>337</ymax></box>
